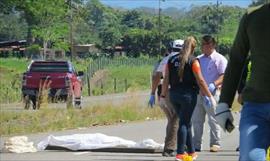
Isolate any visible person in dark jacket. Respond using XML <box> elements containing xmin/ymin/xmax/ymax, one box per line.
<box><xmin>161</xmin><ymin>36</ymin><xmax>216</xmax><ymax>161</ymax></box>
<box><xmin>215</xmin><ymin>3</ymin><xmax>270</xmax><ymax>161</ymax></box>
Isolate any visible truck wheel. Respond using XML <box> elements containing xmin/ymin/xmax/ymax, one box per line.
<box><xmin>31</xmin><ymin>96</ymin><xmax>37</xmax><ymax>110</ymax></box>
<box><xmin>24</xmin><ymin>95</ymin><xmax>30</xmax><ymax>110</ymax></box>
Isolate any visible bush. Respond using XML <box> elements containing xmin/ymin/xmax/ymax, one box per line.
<box><xmin>218</xmin><ymin>37</ymin><xmax>233</xmax><ymax>56</ymax></box>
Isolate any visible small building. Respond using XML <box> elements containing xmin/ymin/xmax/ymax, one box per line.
<box><xmin>104</xmin><ymin>46</ymin><xmax>126</xmax><ymax>57</ymax></box>
<box><xmin>39</xmin><ymin>48</ymin><xmax>65</xmax><ymax>60</ymax></box>
<box><xmin>73</xmin><ymin>44</ymin><xmax>98</xmax><ymax>58</ymax></box>
<box><xmin>0</xmin><ymin>40</ymin><xmax>26</xmax><ymax>57</ymax></box>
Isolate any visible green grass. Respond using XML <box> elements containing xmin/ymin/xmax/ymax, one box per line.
<box><xmin>91</xmin><ymin>65</ymin><xmax>152</xmax><ymax>95</ymax></box>
<box><xmin>109</xmin><ymin>65</ymin><xmax>152</xmax><ymax>90</ymax></box>
<box><xmin>0</xmin><ymin>58</ymin><xmax>29</xmax><ymax>73</ymax></box>
<box><xmin>0</xmin><ymin>98</ymin><xmax>164</xmax><ymax>136</ymax></box>
<box><xmin>0</xmin><ymin>58</ymin><xmax>30</xmax><ymax>103</ymax></box>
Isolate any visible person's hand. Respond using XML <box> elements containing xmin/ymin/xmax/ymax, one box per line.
<box><xmin>208</xmin><ymin>83</ymin><xmax>216</xmax><ymax>94</ymax></box>
<box><xmin>159</xmin><ymin>96</ymin><xmax>166</xmax><ymax>108</ymax></box>
<box><xmin>148</xmin><ymin>94</ymin><xmax>155</xmax><ymax>108</ymax></box>
<box><xmin>203</xmin><ymin>96</ymin><xmax>216</xmax><ymax>108</ymax></box>
<box><xmin>215</xmin><ymin>103</ymin><xmax>234</xmax><ymax>132</ymax></box>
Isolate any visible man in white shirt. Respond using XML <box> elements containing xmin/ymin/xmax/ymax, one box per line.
<box><xmin>192</xmin><ymin>35</ymin><xmax>227</xmax><ymax>152</ymax></box>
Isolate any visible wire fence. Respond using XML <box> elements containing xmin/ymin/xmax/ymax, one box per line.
<box><xmin>87</xmin><ymin>57</ymin><xmax>159</xmax><ymax>78</ymax></box>
<box><xmin>85</xmin><ymin>57</ymin><xmax>159</xmax><ymax>96</ymax></box>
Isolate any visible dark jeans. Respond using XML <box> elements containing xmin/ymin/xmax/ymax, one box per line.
<box><xmin>239</xmin><ymin>102</ymin><xmax>270</xmax><ymax>161</ymax></box>
<box><xmin>170</xmin><ymin>88</ymin><xmax>197</xmax><ymax>154</ymax></box>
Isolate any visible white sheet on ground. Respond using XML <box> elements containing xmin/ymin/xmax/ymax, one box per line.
<box><xmin>37</xmin><ymin>133</ymin><xmax>164</xmax><ymax>151</ymax></box>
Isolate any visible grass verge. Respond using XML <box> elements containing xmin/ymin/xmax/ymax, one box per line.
<box><xmin>0</xmin><ymin>97</ymin><xmax>163</xmax><ymax>136</ymax></box>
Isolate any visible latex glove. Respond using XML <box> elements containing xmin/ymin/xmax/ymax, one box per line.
<box><xmin>148</xmin><ymin>94</ymin><xmax>155</xmax><ymax>108</ymax></box>
<box><xmin>215</xmin><ymin>103</ymin><xmax>234</xmax><ymax>132</ymax></box>
<box><xmin>208</xmin><ymin>83</ymin><xmax>216</xmax><ymax>94</ymax></box>
<box><xmin>203</xmin><ymin>96</ymin><xmax>216</xmax><ymax>108</ymax></box>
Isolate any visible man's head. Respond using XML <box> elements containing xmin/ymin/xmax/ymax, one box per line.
<box><xmin>169</xmin><ymin>39</ymin><xmax>184</xmax><ymax>53</ymax></box>
<box><xmin>201</xmin><ymin>35</ymin><xmax>216</xmax><ymax>56</ymax></box>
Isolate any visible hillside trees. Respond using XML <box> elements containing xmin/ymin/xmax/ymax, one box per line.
<box><xmin>0</xmin><ymin>0</ymin><xmax>71</xmax><ymax>56</ymax></box>
<box><xmin>0</xmin><ymin>0</ymin><xmax>250</xmax><ymax>57</ymax></box>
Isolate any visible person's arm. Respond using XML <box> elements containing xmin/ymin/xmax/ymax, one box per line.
<box><xmin>160</xmin><ymin>64</ymin><xmax>169</xmax><ymax>97</ymax></box>
<box><xmin>215</xmin><ymin>13</ymin><xmax>250</xmax><ymax>132</ymax></box>
<box><xmin>192</xmin><ymin>59</ymin><xmax>212</xmax><ymax>97</ymax></box>
<box><xmin>213</xmin><ymin>74</ymin><xmax>224</xmax><ymax>87</ymax></box>
<box><xmin>219</xmin><ymin>13</ymin><xmax>250</xmax><ymax>107</ymax></box>
<box><xmin>150</xmin><ymin>72</ymin><xmax>162</xmax><ymax>95</ymax></box>
<box><xmin>237</xmin><ymin>62</ymin><xmax>248</xmax><ymax>94</ymax></box>
<box><xmin>237</xmin><ymin>58</ymin><xmax>250</xmax><ymax>104</ymax></box>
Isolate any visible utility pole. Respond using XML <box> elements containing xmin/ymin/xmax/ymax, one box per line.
<box><xmin>69</xmin><ymin>0</ymin><xmax>74</xmax><ymax>62</ymax></box>
<box><xmin>158</xmin><ymin>0</ymin><xmax>161</xmax><ymax>58</ymax></box>
<box><xmin>216</xmin><ymin>0</ymin><xmax>221</xmax><ymax>52</ymax></box>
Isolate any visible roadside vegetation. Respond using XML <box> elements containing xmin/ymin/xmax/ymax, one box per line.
<box><xmin>0</xmin><ymin>96</ymin><xmax>241</xmax><ymax>136</ymax></box>
<box><xmin>0</xmin><ymin>58</ymin><xmax>29</xmax><ymax>103</ymax></box>
<box><xmin>0</xmin><ymin>98</ymin><xmax>164</xmax><ymax>136</ymax></box>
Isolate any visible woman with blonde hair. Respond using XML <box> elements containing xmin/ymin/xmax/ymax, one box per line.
<box><xmin>161</xmin><ymin>36</ymin><xmax>216</xmax><ymax>161</ymax></box>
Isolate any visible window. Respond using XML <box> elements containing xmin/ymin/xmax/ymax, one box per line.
<box><xmin>30</xmin><ymin>63</ymin><xmax>71</xmax><ymax>72</ymax></box>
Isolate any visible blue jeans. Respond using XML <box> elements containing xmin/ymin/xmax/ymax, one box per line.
<box><xmin>239</xmin><ymin>102</ymin><xmax>270</xmax><ymax>161</ymax></box>
<box><xmin>170</xmin><ymin>88</ymin><xmax>197</xmax><ymax>154</ymax></box>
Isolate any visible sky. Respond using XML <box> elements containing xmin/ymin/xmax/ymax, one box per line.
<box><xmin>100</xmin><ymin>0</ymin><xmax>253</xmax><ymax>9</ymax></box>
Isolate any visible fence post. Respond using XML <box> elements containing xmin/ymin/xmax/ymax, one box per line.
<box><xmin>114</xmin><ymin>78</ymin><xmax>116</xmax><ymax>93</ymax></box>
<box><xmin>7</xmin><ymin>87</ymin><xmax>10</xmax><ymax>103</ymax></box>
<box><xmin>101</xmin><ymin>80</ymin><xmax>104</xmax><ymax>95</ymax></box>
<box><xmin>149</xmin><ymin>71</ymin><xmax>152</xmax><ymax>88</ymax></box>
<box><xmin>87</xmin><ymin>73</ymin><xmax>91</xmax><ymax>96</ymax></box>
<box><xmin>124</xmin><ymin>79</ymin><xmax>127</xmax><ymax>92</ymax></box>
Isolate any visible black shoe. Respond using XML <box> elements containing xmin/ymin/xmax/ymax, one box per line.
<box><xmin>162</xmin><ymin>149</ymin><xmax>176</xmax><ymax>157</ymax></box>
<box><xmin>195</xmin><ymin>148</ymin><xmax>201</xmax><ymax>152</ymax></box>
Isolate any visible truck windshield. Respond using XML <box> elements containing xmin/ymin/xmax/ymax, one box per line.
<box><xmin>30</xmin><ymin>63</ymin><xmax>70</xmax><ymax>72</ymax></box>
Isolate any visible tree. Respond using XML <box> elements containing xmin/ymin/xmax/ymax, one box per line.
<box><xmin>28</xmin><ymin>0</ymin><xmax>69</xmax><ymax>57</ymax></box>
<box><xmin>85</xmin><ymin>0</ymin><xmax>107</xmax><ymax>32</ymax></box>
<box><xmin>121</xmin><ymin>10</ymin><xmax>143</xmax><ymax>28</ymax></box>
<box><xmin>0</xmin><ymin>13</ymin><xmax>28</xmax><ymax>41</ymax></box>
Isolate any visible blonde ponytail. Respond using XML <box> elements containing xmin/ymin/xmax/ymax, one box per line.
<box><xmin>178</xmin><ymin>36</ymin><xmax>197</xmax><ymax>81</ymax></box>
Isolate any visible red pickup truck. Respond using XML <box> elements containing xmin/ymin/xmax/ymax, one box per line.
<box><xmin>22</xmin><ymin>60</ymin><xmax>84</xmax><ymax>109</ymax></box>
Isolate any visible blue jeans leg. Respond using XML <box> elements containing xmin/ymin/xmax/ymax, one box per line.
<box><xmin>239</xmin><ymin>102</ymin><xmax>270</xmax><ymax>161</ymax></box>
<box><xmin>170</xmin><ymin>90</ymin><xmax>197</xmax><ymax>154</ymax></box>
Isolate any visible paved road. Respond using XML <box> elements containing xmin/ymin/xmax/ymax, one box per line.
<box><xmin>0</xmin><ymin>115</ymin><xmax>240</xmax><ymax>161</ymax></box>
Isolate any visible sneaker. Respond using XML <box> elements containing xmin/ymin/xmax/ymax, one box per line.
<box><xmin>175</xmin><ymin>153</ymin><xmax>188</xmax><ymax>161</ymax></box>
<box><xmin>162</xmin><ymin>149</ymin><xmax>176</xmax><ymax>157</ymax></box>
<box><xmin>210</xmin><ymin>145</ymin><xmax>220</xmax><ymax>152</ymax></box>
<box><xmin>188</xmin><ymin>152</ymin><xmax>198</xmax><ymax>160</ymax></box>
<box><xmin>195</xmin><ymin>148</ymin><xmax>201</xmax><ymax>152</ymax></box>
